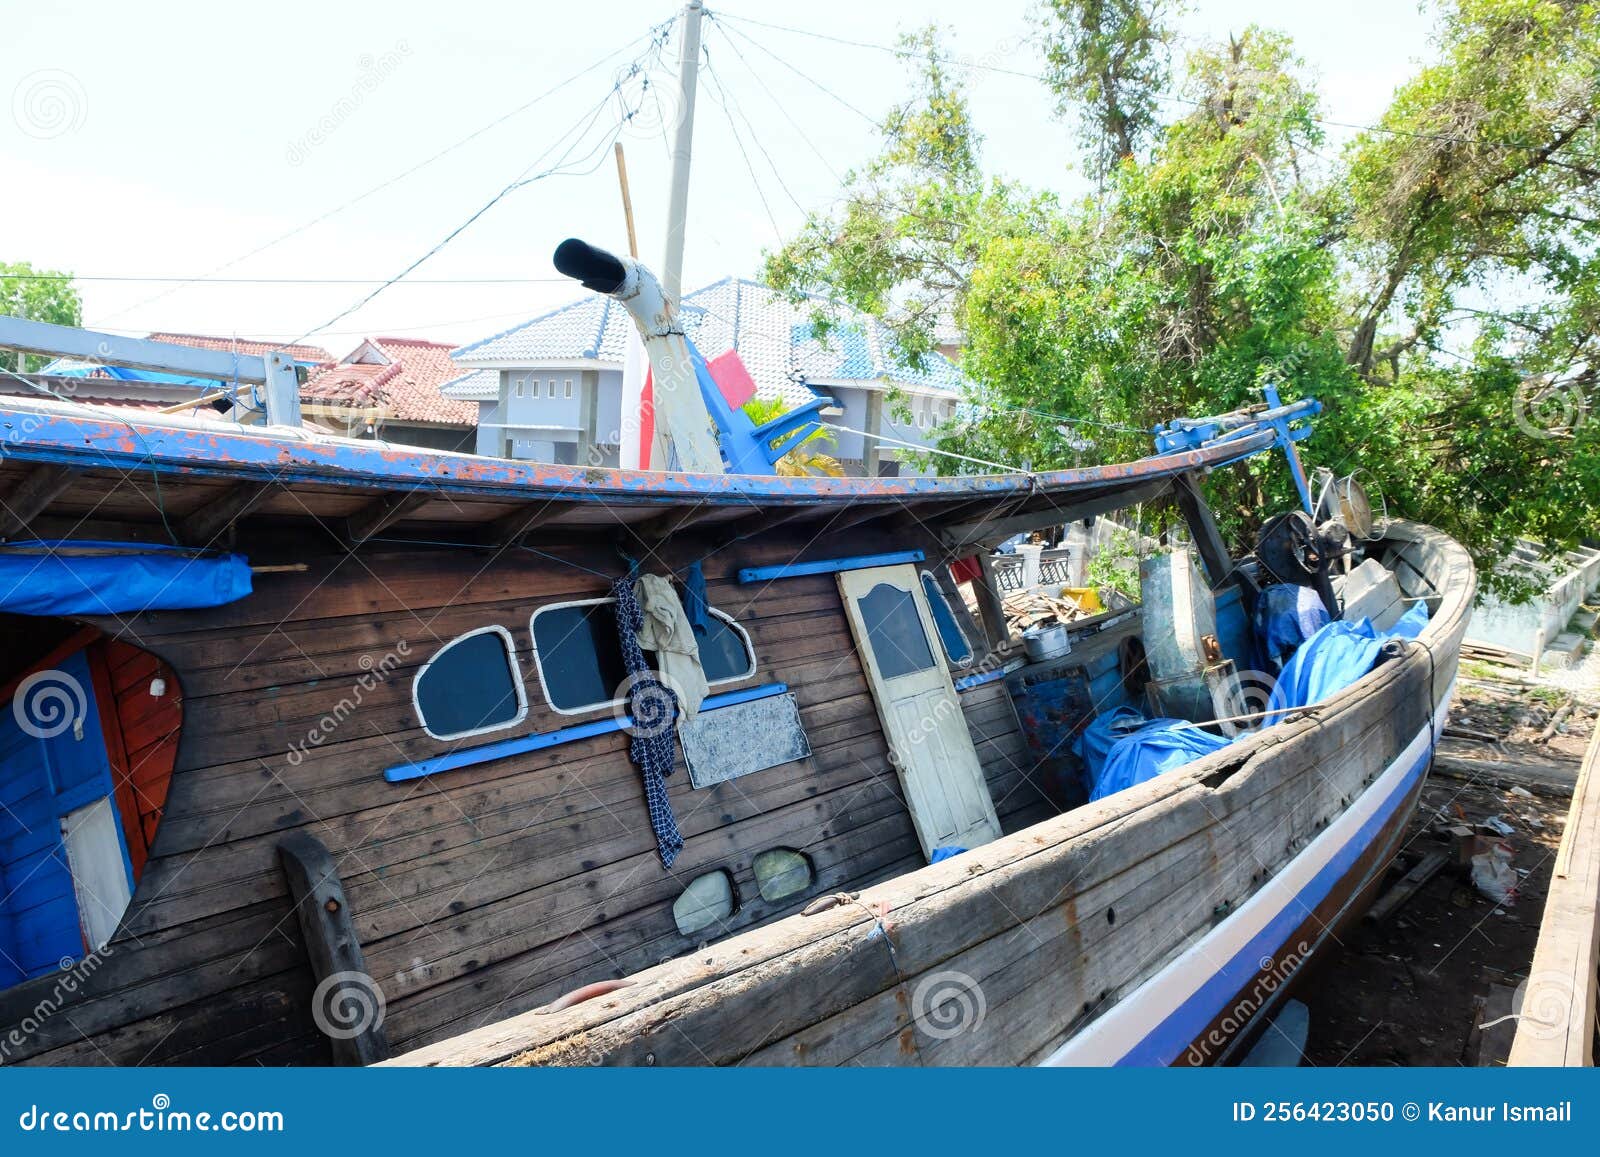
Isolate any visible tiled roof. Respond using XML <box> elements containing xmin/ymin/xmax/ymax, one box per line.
<box><xmin>439</xmin><ymin>368</ymin><xmax>499</xmax><ymax>401</ymax></box>
<box><xmin>452</xmin><ymin>278</ymin><xmax>967</xmax><ymax>404</ymax></box>
<box><xmin>301</xmin><ymin>337</ymin><xmax>477</xmax><ymax>427</ymax></box>
<box><xmin>145</xmin><ymin>332</ymin><xmax>332</xmax><ymax>364</ymax></box>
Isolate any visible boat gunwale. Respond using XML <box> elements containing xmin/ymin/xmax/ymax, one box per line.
<box><xmin>0</xmin><ymin>396</ymin><xmax>1278</xmax><ymax>511</ymax></box>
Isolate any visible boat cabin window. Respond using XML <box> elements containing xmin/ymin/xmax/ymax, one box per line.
<box><xmin>673</xmin><ymin>869</ymin><xmax>737</xmax><ymax>936</ymax></box>
<box><xmin>752</xmin><ymin>848</ymin><xmax>814</xmax><ymax>903</ymax></box>
<box><xmin>413</xmin><ymin>626</ymin><xmax>527</xmax><ymax>740</ymax></box>
<box><xmin>530</xmin><ymin>599</ymin><xmax>755</xmax><ymax>715</ymax></box>
<box><xmin>857</xmin><ymin>582</ymin><xmax>935</xmax><ymax>679</ymax></box>
<box><xmin>920</xmin><ymin>570</ymin><xmax>973</xmax><ymax>669</ymax></box>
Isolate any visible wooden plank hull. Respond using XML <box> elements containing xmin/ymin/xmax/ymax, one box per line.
<box><xmin>390</xmin><ymin>522</ymin><xmax>1473</xmax><ymax>1068</ymax></box>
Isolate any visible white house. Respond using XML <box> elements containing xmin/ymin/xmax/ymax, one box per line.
<box><xmin>444</xmin><ymin>278</ymin><xmax>967</xmax><ymax>476</ymax></box>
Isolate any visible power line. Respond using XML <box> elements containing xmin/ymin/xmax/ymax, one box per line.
<box><xmin>716</xmin><ymin>10</ymin><xmax>1600</xmax><ymax>164</ymax></box>
<box><xmin>712</xmin><ymin>17</ymin><xmax>879</xmax><ymax>126</ymax></box>
<box><xmin>8</xmin><ymin>274</ymin><xmax>575</xmax><ymax>285</ymax></box>
<box><xmin>95</xmin><ymin>21</ymin><xmax>674</xmax><ymax>328</ymax></box>
<box><xmin>286</xmin><ymin>29</ymin><xmax>680</xmax><ymax>347</ymax></box>
<box><xmin>707</xmin><ymin>19</ymin><xmax>845</xmax><ymax>181</ymax></box>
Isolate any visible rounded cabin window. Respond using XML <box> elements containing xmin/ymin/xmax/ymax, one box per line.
<box><xmin>412</xmin><ymin>626</ymin><xmax>527</xmax><ymax>740</ymax></box>
<box><xmin>673</xmin><ymin>870</ymin><xmax>736</xmax><ymax>936</ymax></box>
<box><xmin>753</xmin><ymin>848</ymin><xmax>814</xmax><ymax>903</ymax></box>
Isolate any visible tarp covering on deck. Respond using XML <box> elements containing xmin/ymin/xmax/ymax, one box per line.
<box><xmin>1077</xmin><ymin>601</ymin><xmax>1431</xmax><ymax>801</ymax></box>
<box><xmin>1264</xmin><ymin>601</ymin><xmax>1429</xmax><ymax>720</ymax></box>
<box><xmin>0</xmin><ymin>541</ymin><xmax>252</xmax><ymax>616</ymax></box>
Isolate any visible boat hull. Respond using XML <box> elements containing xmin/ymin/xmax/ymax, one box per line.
<box><xmin>390</xmin><ymin>523</ymin><xmax>1473</xmax><ymax>1068</ymax></box>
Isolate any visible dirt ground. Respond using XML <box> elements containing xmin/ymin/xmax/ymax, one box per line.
<box><xmin>1299</xmin><ymin>660</ymin><xmax>1592</xmax><ymax>1067</ymax></box>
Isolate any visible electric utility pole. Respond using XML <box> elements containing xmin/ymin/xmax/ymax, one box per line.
<box><xmin>661</xmin><ymin>0</ymin><xmax>703</xmax><ymax>304</ymax></box>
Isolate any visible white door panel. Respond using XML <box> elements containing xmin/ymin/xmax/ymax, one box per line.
<box><xmin>839</xmin><ymin>564</ymin><xmax>1001</xmax><ymax>859</ymax></box>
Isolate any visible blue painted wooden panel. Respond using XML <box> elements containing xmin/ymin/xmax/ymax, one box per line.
<box><xmin>0</xmin><ymin>650</ymin><xmax>126</xmax><ymax>987</ymax></box>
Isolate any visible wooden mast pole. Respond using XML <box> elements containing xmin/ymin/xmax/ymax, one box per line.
<box><xmin>614</xmin><ymin>141</ymin><xmax>639</xmax><ymax>258</ymax></box>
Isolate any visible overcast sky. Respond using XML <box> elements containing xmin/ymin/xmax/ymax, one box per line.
<box><xmin>4</xmin><ymin>1</ymin><xmax>1436</xmax><ymax>357</ymax></box>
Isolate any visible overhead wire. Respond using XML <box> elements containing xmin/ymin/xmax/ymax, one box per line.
<box><xmin>716</xmin><ymin>10</ymin><xmax>1600</xmax><ymax>165</ymax></box>
<box><xmin>286</xmin><ymin>34</ymin><xmax>673</xmax><ymax>345</ymax></box>
<box><xmin>94</xmin><ymin>21</ymin><xmax>676</xmax><ymax>329</ymax></box>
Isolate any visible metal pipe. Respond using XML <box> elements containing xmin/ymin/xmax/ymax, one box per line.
<box><xmin>552</xmin><ymin>238</ymin><xmax>722</xmax><ymax>474</ymax></box>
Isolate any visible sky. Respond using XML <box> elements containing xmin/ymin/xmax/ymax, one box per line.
<box><xmin>3</xmin><ymin>0</ymin><xmax>1438</xmax><ymax>358</ymax></box>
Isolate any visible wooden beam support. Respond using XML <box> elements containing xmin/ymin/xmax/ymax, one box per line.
<box><xmin>972</xmin><ymin>550</ymin><xmax>1010</xmax><ymax>647</ymax></box>
<box><xmin>624</xmin><ymin>503</ymin><xmax>726</xmax><ymax>546</ymax></box>
<box><xmin>815</xmin><ymin>501</ymin><xmax>911</xmax><ymax>535</ymax></box>
<box><xmin>701</xmin><ymin>505</ymin><xmax>814</xmax><ymax>554</ymax></box>
<box><xmin>939</xmin><ymin>477</ymin><xmax>1172</xmax><ymax>550</ymax></box>
<box><xmin>0</xmin><ymin>463</ymin><xmax>75</xmax><ymax>539</ymax></box>
<box><xmin>1171</xmin><ymin>470</ymin><xmax>1258</xmax><ymax>614</ymax></box>
<box><xmin>486</xmin><ymin>500</ymin><xmax>564</xmax><ymax>548</ymax></box>
<box><xmin>277</xmin><ymin>832</ymin><xmax>390</xmax><ymax>1066</ymax></box>
<box><xmin>177</xmin><ymin>481</ymin><xmax>274</xmax><ymax>546</ymax></box>
<box><xmin>346</xmin><ymin>489</ymin><xmax>430</xmax><ymax>545</ymax></box>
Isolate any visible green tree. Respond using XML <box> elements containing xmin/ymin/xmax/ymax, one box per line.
<box><xmin>0</xmin><ymin>262</ymin><xmax>83</xmax><ymax>372</ymax></box>
<box><xmin>766</xmin><ymin>0</ymin><xmax>1600</xmax><ymax>591</ymax></box>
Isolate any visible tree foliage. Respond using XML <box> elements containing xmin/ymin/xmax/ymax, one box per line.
<box><xmin>0</xmin><ymin>262</ymin><xmax>82</xmax><ymax>372</ymax></box>
<box><xmin>765</xmin><ymin>0</ymin><xmax>1600</xmax><ymax>591</ymax></box>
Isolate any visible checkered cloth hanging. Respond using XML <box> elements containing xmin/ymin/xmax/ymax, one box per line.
<box><xmin>612</xmin><ymin>576</ymin><xmax>685</xmax><ymax>867</ymax></box>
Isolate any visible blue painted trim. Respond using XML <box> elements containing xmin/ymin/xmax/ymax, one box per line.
<box><xmin>0</xmin><ymin>400</ymin><xmax>1279</xmax><ymax>509</ymax></box>
<box><xmin>953</xmin><ymin>667</ymin><xmax>1009</xmax><ymax>692</ymax></box>
<box><xmin>384</xmin><ymin>682</ymin><xmax>789</xmax><ymax>783</ymax></box>
<box><xmin>738</xmin><ymin>551</ymin><xmax>925</xmax><ymax>584</ymax></box>
<box><xmin>1115</xmin><ymin>728</ymin><xmax>1432</xmax><ymax>1066</ymax></box>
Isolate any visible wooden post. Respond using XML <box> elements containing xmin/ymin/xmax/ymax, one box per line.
<box><xmin>614</xmin><ymin>142</ymin><xmax>639</xmax><ymax>259</ymax></box>
<box><xmin>973</xmin><ymin>550</ymin><xmax>1010</xmax><ymax>647</ymax></box>
<box><xmin>1171</xmin><ymin>470</ymin><xmax>1258</xmax><ymax>615</ymax></box>
<box><xmin>278</xmin><ymin>832</ymin><xmax>390</xmax><ymax>1066</ymax></box>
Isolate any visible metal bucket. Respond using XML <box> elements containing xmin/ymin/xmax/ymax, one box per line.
<box><xmin>1022</xmin><ymin>623</ymin><xmax>1071</xmax><ymax>663</ymax></box>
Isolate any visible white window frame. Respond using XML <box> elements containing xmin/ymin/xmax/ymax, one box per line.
<box><xmin>529</xmin><ymin>597</ymin><xmax>757</xmax><ymax>716</ymax></box>
<box><xmin>412</xmin><ymin>624</ymin><xmax>529</xmax><ymax>741</ymax></box>
<box><xmin>919</xmin><ymin>568</ymin><xmax>974</xmax><ymax>670</ymax></box>
<box><xmin>563</xmin><ymin>378</ymin><xmax>574</xmax><ymax>399</ymax></box>
<box><xmin>513</xmin><ymin>377</ymin><xmax>525</xmax><ymax>399</ymax></box>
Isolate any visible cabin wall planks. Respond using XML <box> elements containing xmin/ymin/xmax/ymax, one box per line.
<box><xmin>1</xmin><ymin>522</ymin><xmax>1019</xmax><ymax>1065</ymax></box>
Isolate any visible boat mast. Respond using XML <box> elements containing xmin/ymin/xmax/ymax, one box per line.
<box><xmin>661</xmin><ymin>0</ymin><xmax>703</xmax><ymax>304</ymax></box>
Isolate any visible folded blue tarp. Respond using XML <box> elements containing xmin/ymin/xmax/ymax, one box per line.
<box><xmin>1075</xmin><ymin>707</ymin><xmax>1231</xmax><ymax>802</ymax></box>
<box><xmin>1264</xmin><ymin>601</ymin><xmax>1428</xmax><ymax>721</ymax></box>
<box><xmin>0</xmin><ymin>541</ymin><xmax>253</xmax><ymax>616</ymax></box>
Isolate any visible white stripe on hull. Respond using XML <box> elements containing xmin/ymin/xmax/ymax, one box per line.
<box><xmin>1042</xmin><ymin>684</ymin><xmax>1453</xmax><ymax>1066</ymax></box>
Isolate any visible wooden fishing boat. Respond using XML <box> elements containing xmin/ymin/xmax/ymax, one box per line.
<box><xmin>0</xmin><ymin>249</ymin><xmax>1471</xmax><ymax>1068</ymax></box>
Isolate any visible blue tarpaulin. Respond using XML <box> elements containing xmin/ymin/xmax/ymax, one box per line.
<box><xmin>1076</xmin><ymin>600</ymin><xmax>1430</xmax><ymax>801</ymax></box>
<box><xmin>0</xmin><ymin>541</ymin><xmax>252</xmax><ymax>616</ymax></box>
<box><xmin>1265</xmin><ymin>601</ymin><xmax>1428</xmax><ymax>721</ymax></box>
<box><xmin>1074</xmin><ymin>706</ymin><xmax>1231</xmax><ymax>802</ymax></box>
<box><xmin>1255</xmin><ymin>583</ymin><xmax>1330</xmax><ymax>670</ymax></box>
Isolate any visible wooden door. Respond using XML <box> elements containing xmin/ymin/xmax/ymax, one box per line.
<box><xmin>838</xmin><ymin>564</ymin><xmax>1001</xmax><ymax>859</ymax></box>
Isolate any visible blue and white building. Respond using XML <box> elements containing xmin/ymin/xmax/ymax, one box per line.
<box><xmin>445</xmin><ymin>278</ymin><xmax>967</xmax><ymax>476</ymax></box>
